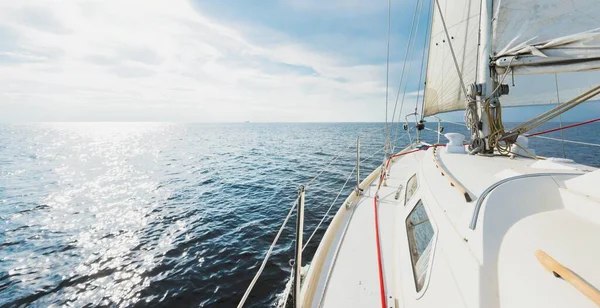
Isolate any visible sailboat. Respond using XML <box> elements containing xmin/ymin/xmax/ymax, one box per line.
<box><xmin>239</xmin><ymin>0</ymin><xmax>600</xmax><ymax>307</ymax></box>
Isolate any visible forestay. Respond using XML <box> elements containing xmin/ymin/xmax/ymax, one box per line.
<box><xmin>422</xmin><ymin>0</ymin><xmax>481</xmax><ymax>116</ymax></box>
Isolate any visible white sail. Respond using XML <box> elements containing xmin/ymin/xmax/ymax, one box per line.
<box><xmin>492</xmin><ymin>0</ymin><xmax>600</xmax><ymax>73</ymax></box>
<box><xmin>424</xmin><ymin>0</ymin><xmax>600</xmax><ymax>115</ymax></box>
<box><xmin>422</xmin><ymin>0</ymin><xmax>480</xmax><ymax>116</ymax></box>
<box><xmin>491</xmin><ymin>0</ymin><xmax>600</xmax><ymax>108</ymax></box>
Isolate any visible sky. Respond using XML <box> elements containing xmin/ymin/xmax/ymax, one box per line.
<box><xmin>0</xmin><ymin>0</ymin><xmax>597</xmax><ymax>122</ymax></box>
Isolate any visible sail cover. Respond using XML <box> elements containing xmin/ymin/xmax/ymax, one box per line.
<box><xmin>422</xmin><ymin>0</ymin><xmax>481</xmax><ymax>116</ymax></box>
<box><xmin>492</xmin><ymin>0</ymin><xmax>600</xmax><ymax>108</ymax></box>
<box><xmin>492</xmin><ymin>0</ymin><xmax>600</xmax><ymax>65</ymax></box>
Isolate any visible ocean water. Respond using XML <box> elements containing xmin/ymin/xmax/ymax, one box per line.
<box><xmin>0</xmin><ymin>122</ymin><xmax>598</xmax><ymax>307</ymax></box>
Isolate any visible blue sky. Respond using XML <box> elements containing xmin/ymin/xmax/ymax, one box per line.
<box><xmin>0</xmin><ymin>0</ymin><xmax>597</xmax><ymax>122</ymax></box>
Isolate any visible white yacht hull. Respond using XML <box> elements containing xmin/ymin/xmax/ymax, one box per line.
<box><xmin>296</xmin><ymin>142</ymin><xmax>600</xmax><ymax>308</ymax></box>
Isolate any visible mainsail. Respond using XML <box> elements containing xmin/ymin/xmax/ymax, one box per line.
<box><xmin>423</xmin><ymin>0</ymin><xmax>600</xmax><ymax>116</ymax></box>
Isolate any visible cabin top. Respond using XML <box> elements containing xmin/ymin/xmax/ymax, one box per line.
<box><xmin>301</xmin><ymin>142</ymin><xmax>600</xmax><ymax>308</ymax></box>
<box><xmin>413</xmin><ymin>144</ymin><xmax>600</xmax><ymax>307</ymax></box>
<box><xmin>422</xmin><ymin>145</ymin><xmax>596</xmax><ymax>239</ymax></box>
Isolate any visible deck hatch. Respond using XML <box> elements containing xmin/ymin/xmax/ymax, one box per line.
<box><xmin>406</xmin><ymin>200</ymin><xmax>435</xmax><ymax>293</ymax></box>
<box><xmin>405</xmin><ymin>174</ymin><xmax>418</xmax><ymax>206</ymax></box>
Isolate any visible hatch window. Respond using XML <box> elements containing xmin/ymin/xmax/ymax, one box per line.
<box><xmin>406</xmin><ymin>200</ymin><xmax>435</xmax><ymax>293</ymax></box>
<box><xmin>405</xmin><ymin>174</ymin><xmax>418</xmax><ymax>205</ymax></box>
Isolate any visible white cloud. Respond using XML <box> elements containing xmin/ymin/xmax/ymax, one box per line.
<box><xmin>282</xmin><ymin>0</ymin><xmax>387</xmax><ymax>13</ymax></box>
<box><xmin>0</xmin><ymin>0</ymin><xmax>399</xmax><ymax>122</ymax></box>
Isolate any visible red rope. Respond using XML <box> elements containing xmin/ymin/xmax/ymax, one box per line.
<box><xmin>389</xmin><ymin>148</ymin><xmax>421</xmax><ymax>160</ymax></box>
<box><xmin>386</xmin><ymin>144</ymin><xmax>446</xmax><ymax>168</ymax></box>
<box><xmin>374</xmin><ymin>144</ymin><xmax>445</xmax><ymax>306</ymax></box>
<box><xmin>373</xmin><ymin>196</ymin><xmax>386</xmax><ymax>308</ymax></box>
<box><xmin>525</xmin><ymin>118</ymin><xmax>600</xmax><ymax>137</ymax></box>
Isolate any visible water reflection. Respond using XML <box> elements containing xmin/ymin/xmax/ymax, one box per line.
<box><xmin>2</xmin><ymin>123</ymin><xmax>179</xmax><ymax>306</ymax></box>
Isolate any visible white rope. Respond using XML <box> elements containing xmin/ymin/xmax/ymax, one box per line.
<box><xmin>389</xmin><ymin>0</ymin><xmax>422</xmax><ymax>133</ymax></box>
<box><xmin>362</xmin><ymin>148</ymin><xmax>385</xmax><ymax>164</ymax></box>
<box><xmin>302</xmin><ymin>164</ymin><xmax>356</xmax><ymax>251</ymax></box>
<box><xmin>529</xmin><ymin>135</ymin><xmax>600</xmax><ymax>148</ymax></box>
<box><xmin>307</xmin><ymin>125</ymin><xmax>389</xmax><ymax>188</ymax></box>
<box><xmin>384</xmin><ymin>0</ymin><xmax>392</xmax><ymax>149</ymax></box>
<box><xmin>276</xmin><ymin>268</ymin><xmax>295</xmax><ymax>308</ymax></box>
<box><xmin>434</xmin><ymin>0</ymin><xmax>468</xmax><ymax>97</ymax></box>
<box><xmin>302</xmin><ymin>132</ymin><xmax>410</xmax><ymax>251</ymax></box>
<box><xmin>484</xmin><ymin>56</ymin><xmax>515</xmax><ymax>101</ymax></box>
<box><xmin>240</xmin><ymin>128</ymin><xmax>410</xmax><ymax>307</ymax></box>
<box><xmin>237</xmin><ymin>198</ymin><xmax>299</xmax><ymax>308</ymax></box>
<box><xmin>424</xmin><ymin>127</ymin><xmax>442</xmax><ymax>137</ymax></box>
<box><xmin>305</xmin><ymin>143</ymin><xmax>353</xmax><ymax>188</ymax></box>
<box><xmin>415</xmin><ymin>0</ymin><xmax>433</xmax><ymax>117</ymax></box>
<box><xmin>390</xmin><ymin>0</ymin><xmax>425</xmax><ymax>151</ymax></box>
<box><xmin>363</xmin><ymin>133</ymin><xmax>410</xmax><ymax>165</ymax></box>
<box><xmin>511</xmin><ymin>85</ymin><xmax>600</xmax><ymax>137</ymax></box>
<box><xmin>420</xmin><ymin>0</ymin><xmax>435</xmax><ymax>118</ymax></box>
<box><xmin>437</xmin><ymin>118</ymin><xmax>465</xmax><ymax>127</ymax></box>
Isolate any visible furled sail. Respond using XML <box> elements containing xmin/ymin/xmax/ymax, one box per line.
<box><xmin>492</xmin><ymin>0</ymin><xmax>600</xmax><ymax>74</ymax></box>
<box><xmin>422</xmin><ymin>0</ymin><xmax>481</xmax><ymax>116</ymax></box>
<box><xmin>423</xmin><ymin>0</ymin><xmax>600</xmax><ymax>116</ymax></box>
<box><xmin>492</xmin><ymin>0</ymin><xmax>600</xmax><ymax>108</ymax></box>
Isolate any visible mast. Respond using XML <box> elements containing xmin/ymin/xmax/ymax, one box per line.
<box><xmin>474</xmin><ymin>0</ymin><xmax>493</xmax><ymax>151</ymax></box>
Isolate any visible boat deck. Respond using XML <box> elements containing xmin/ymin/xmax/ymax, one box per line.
<box><xmin>320</xmin><ymin>151</ymin><xmax>421</xmax><ymax>307</ymax></box>
<box><xmin>300</xmin><ymin>143</ymin><xmax>600</xmax><ymax>308</ymax></box>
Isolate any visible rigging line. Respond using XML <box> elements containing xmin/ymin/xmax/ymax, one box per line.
<box><xmin>391</xmin><ymin>0</ymin><xmax>426</xmax><ymax>150</ymax></box>
<box><xmin>359</xmin><ymin>126</ymin><xmax>389</xmax><ymax>137</ymax></box>
<box><xmin>362</xmin><ymin>148</ymin><xmax>386</xmax><ymax>164</ymax></box>
<box><xmin>361</xmin><ymin>131</ymin><xmax>411</xmax><ymax>165</ymax></box>
<box><xmin>395</xmin><ymin>0</ymin><xmax>425</xmax><ymax>120</ymax></box>
<box><xmin>417</xmin><ymin>0</ymin><xmax>434</xmax><ymax>118</ymax></box>
<box><xmin>554</xmin><ymin>73</ymin><xmax>567</xmax><ymax>159</ymax></box>
<box><xmin>474</xmin><ymin>0</ymin><xmax>483</xmax><ymax>92</ymax></box>
<box><xmin>515</xmin><ymin>85</ymin><xmax>600</xmax><ymax>134</ymax></box>
<box><xmin>308</xmin><ymin>127</ymin><xmax>392</xmax><ymax>188</ymax></box>
<box><xmin>237</xmin><ymin>198</ymin><xmax>299</xmax><ymax>308</ymax></box>
<box><xmin>389</xmin><ymin>0</ymin><xmax>423</xmax><ymax>149</ymax></box>
<box><xmin>278</xmin><ymin>267</ymin><xmax>295</xmax><ymax>308</ymax></box>
<box><xmin>384</xmin><ymin>0</ymin><xmax>392</xmax><ymax>150</ymax></box>
<box><xmin>305</xmin><ymin>143</ymin><xmax>354</xmax><ymax>188</ymax></box>
<box><xmin>528</xmin><ymin>135</ymin><xmax>600</xmax><ymax>148</ymax></box>
<box><xmin>484</xmin><ymin>56</ymin><xmax>514</xmax><ymax>101</ymax></box>
<box><xmin>424</xmin><ymin>126</ymin><xmax>442</xmax><ymax>136</ymax></box>
<box><xmin>389</xmin><ymin>0</ymin><xmax>422</xmax><ymax>128</ymax></box>
<box><xmin>438</xmin><ymin>118</ymin><xmax>467</xmax><ymax>127</ymax></box>
<box><xmin>434</xmin><ymin>0</ymin><xmax>468</xmax><ymax>97</ymax></box>
<box><xmin>524</xmin><ymin>118</ymin><xmax>600</xmax><ymax>137</ymax></box>
<box><xmin>341</xmin><ymin>131</ymin><xmax>410</xmax><ymax>172</ymax></box>
<box><xmin>302</xmin><ymin>164</ymin><xmax>356</xmax><ymax>251</ymax></box>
